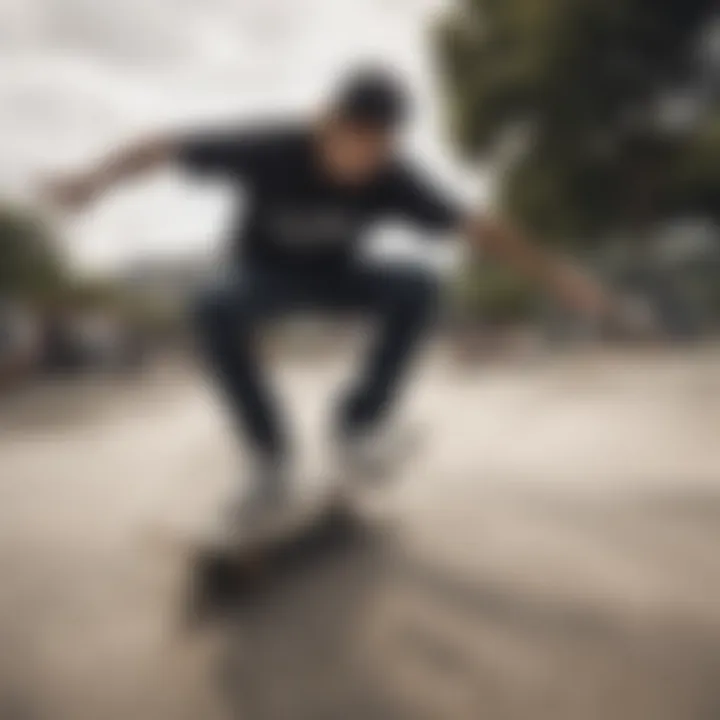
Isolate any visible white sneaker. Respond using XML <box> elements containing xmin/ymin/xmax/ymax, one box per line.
<box><xmin>335</xmin><ymin>422</ymin><xmax>422</xmax><ymax>487</ymax></box>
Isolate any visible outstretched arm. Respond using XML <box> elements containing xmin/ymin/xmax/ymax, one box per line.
<box><xmin>465</xmin><ymin>213</ymin><xmax>614</xmax><ymax>320</ymax></box>
<box><xmin>43</xmin><ymin>135</ymin><xmax>180</xmax><ymax>211</ymax></box>
<box><xmin>386</xmin><ymin>162</ymin><xmax>616</xmax><ymax>321</ymax></box>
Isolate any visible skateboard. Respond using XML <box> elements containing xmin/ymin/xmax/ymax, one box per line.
<box><xmin>183</xmin><ymin>426</ymin><xmax>425</xmax><ymax>617</ymax></box>
<box><xmin>185</xmin><ymin>489</ymin><xmax>375</xmax><ymax>617</ymax></box>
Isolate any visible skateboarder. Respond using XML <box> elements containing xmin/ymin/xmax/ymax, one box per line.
<box><xmin>45</xmin><ymin>67</ymin><xmax>613</xmax><ymax>522</ymax></box>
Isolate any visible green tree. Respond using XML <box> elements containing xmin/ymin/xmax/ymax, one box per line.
<box><xmin>437</xmin><ymin>0</ymin><xmax>720</xmax><ymax>245</ymax></box>
<box><xmin>0</xmin><ymin>205</ymin><xmax>68</xmax><ymax>302</ymax></box>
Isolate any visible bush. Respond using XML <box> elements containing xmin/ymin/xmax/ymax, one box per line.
<box><xmin>0</xmin><ymin>205</ymin><xmax>67</xmax><ymax>300</ymax></box>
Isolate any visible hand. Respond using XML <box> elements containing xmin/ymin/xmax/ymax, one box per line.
<box><xmin>469</xmin><ymin>217</ymin><xmax>616</xmax><ymax>321</ymax></box>
<box><xmin>41</xmin><ymin>172</ymin><xmax>101</xmax><ymax>212</ymax></box>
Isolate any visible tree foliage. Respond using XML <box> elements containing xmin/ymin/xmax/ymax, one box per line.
<box><xmin>0</xmin><ymin>205</ymin><xmax>67</xmax><ymax>301</ymax></box>
<box><xmin>0</xmin><ymin>205</ymin><xmax>127</xmax><ymax>314</ymax></box>
<box><xmin>437</xmin><ymin>0</ymin><xmax>720</xmax><ymax>244</ymax></box>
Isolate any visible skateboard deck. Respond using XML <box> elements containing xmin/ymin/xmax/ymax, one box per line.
<box><xmin>185</xmin><ymin>490</ymin><xmax>373</xmax><ymax>617</ymax></box>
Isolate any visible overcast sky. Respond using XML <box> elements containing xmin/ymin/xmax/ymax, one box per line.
<box><xmin>0</xmin><ymin>0</ymin><xmax>481</xmax><ymax>273</ymax></box>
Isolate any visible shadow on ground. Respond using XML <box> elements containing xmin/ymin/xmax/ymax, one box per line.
<box><xmin>183</xmin><ymin>487</ymin><xmax>720</xmax><ymax>720</ymax></box>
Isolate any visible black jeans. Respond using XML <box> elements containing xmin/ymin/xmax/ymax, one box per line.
<box><xmin>193</xmin><ymin>262</ymin><xmax>439</xmax><ymax>460</ymax></box>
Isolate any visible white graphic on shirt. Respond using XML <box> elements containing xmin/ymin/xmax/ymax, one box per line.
<box><xmin>265</xmin><ymin>208</ymin><xmax>357</xmax><ymax>246</ymax></box>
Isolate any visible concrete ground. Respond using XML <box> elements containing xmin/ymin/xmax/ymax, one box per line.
<box><xmin>1</xmin><ymin>346</ymin><xmax>719</xmax><ymax>720</ymax></box>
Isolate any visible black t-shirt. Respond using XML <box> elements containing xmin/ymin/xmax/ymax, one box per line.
<box><xmin>178</xmin><ymin>123</ymin><xmax>462</xmax><ymax>271</ymax></box>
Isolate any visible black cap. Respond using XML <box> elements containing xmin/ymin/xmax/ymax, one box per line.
<box><xmin>332</xmin><ymin>67</ymin><xmax>411</xmax><ymax>130</ymax></box>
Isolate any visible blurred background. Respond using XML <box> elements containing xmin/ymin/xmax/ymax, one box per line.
<box><xmin>1</xmin><ymin>1</ymin><xmax>719</xmax><ymax>719</ymax></box>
